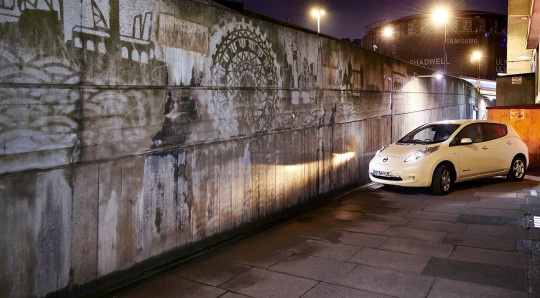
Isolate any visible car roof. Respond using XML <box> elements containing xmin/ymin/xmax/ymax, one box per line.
<box><xmin>427</xmin><ymin>119</ymin><xmax>505</xmax><ymax>126</ymax></box>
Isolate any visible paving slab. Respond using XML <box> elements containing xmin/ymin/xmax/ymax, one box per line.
<box><xmin>340</xmin><ymin>264</ymin><xmax>435</xmax><ymax>298</ymax></box>
<box><xmin>269</xmin><ymin>254</ymin><xmax>356</xmax><ymax>283</ymax></box>
<box><xmin>215</xmin><ymin>243</ymin><xmax>292</xmax><ymax>269</ymax></box>
<box><xmin>385</xmin><ymin>201</ymin><xmax>428</xmax><ymax>210</ymax></box>
<box><xmin>380</xmin><ymin>237</ymin><xmax>454</xmax><ymax>258</ymax></box>
<box><xmin>286</xmin><ymin>238</ymin><xmax>362</xmax><ymax>261</ymax></box>
<box><xmin>338</xmin><ymin>222</ymin><xmax>390</xmax><ymax>234</ymax></box>
<box><xmin>449</xmin><ymin>246</ymin><xmax>531</xmax><ymax>269</ymax></box>
<box><xmin>472</xmin><ymin>207</ymin><xmax>526</xmax><ymax>218</ymax></box>
<box><xmin>406</xmin><ymin>219</ymin><xmax>467</xmax><ymax>233</ymax></box>
<box><xmin>380</xmin><ymin>195</ymin><xmax>428</xmax><ymax>202</ymax></box>
<box><xmin>422</xmin><ymin>257</ymin><xmax>528</xmax><ymax>292</ymax></box>
<box><xmin>423</xmin><ymin>204</ymin><xmax>475</xmax><ymax>214</ymax></box>
<box><xmin>121</xmin><ymin>274</ymin><xmax>227</xmax><ymax>298</ymax></box>
<box><xmin>347</xmin><ymin>247</ymin><xmax>431</xmax><ymax>274</ymax></box>
<box><xmin>221</xmin><ymin>267</ymin><xmax>317</xmax><ymax>298</ymax></box>
<box><xmin>443</xmin><ymin>232</ymin><xmax>516</xmax><ymax>251</ymax></box>
<box><xmin>457</xmin><ymin>214</ymin><xmax>523</xmax><ymax>226</ymax></box>
<box><xmin>407</xmin><ymin>210</ymin><xmax>460</xmax><ymax>222</ymax></box>
<box><xmin>428</xmin><ymin>278</ymin><xmax>527</xmax><ymax>298</ymax></box>
<box><xmin>406</xmin><ymin>218</ymin><xmax>467</xmax><ymax>233</ymax></box>
<box><xmin>220</xmin><ymin>292</ymin><xmax>251</xmax><ymax>298</ymax></box>
<box><xmin>529</xmin><ymin>268</ymin><xmax>540</xmax><ymax>297</ymax></box>
<box><xmin>237</xmin><ymin>230</ymin><xmax>306</xmax><ymax>251</ymax></box>
<box><xmin>383</xmin><ymin>226</ymin><xmax>447</xmax><ymax>242</ymax></box>
<box><xmin>268</xmin><ymin>218</ymin><xmax>337</xmax><ymax>239</ymax></box>
<box><xmin>464</xmin><ymin>224</ymin><xmax>530</xmax><ymax>239</ymax></box>
<box><xmin>474</xmin><ymin>191</ymin><xmax>518</xmax><ymax>198</ymax></box>
<box><xmin>362</xmin><ymin>213</ymin><xmax>411</xmax><ymax>226</ymax></box>
<box><xmin>323</xmin><ymin>230</ymin><xmax>387</xmax><ymax>248</ymax></box>
<box><xmin>302</xmin><ymin>282</ymin><xmax>391</xmax><ymax>298</ymax></box>
<box><xmin>174</xmin><ymin>258</ymin><xmax>251</xmax><ymax>286</ymax></box>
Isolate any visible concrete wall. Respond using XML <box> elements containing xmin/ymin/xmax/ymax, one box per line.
<box><xmin>0</xmin><ymin>0</ymin><xmax>484</xmax><ymax>296</ymax></box>
<box><xmin>507</xmin><ymin>0</ymin><xmax>535</xmax><ymax>75</ymax></box>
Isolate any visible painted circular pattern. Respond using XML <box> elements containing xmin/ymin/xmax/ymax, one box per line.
<box><xmin>211</xmin><ymin>23</ymin><xmax>278</xmax><ymax>135</ymax></box>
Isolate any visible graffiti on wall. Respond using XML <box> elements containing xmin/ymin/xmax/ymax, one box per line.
<box><xmin>210</xmin><ymin>19</ymin><xmax>279</xmax><ymax>136</ymax></box>
<box><xmin>151</xmin><ymin>89</ymin><xmax>198</xmax><ymax>149</ymax></box>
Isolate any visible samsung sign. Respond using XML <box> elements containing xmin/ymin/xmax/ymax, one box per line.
<box><xmin>409</xmin><ymin>58</ymin><xmax>449</xmax><ymax>67</ymax></box>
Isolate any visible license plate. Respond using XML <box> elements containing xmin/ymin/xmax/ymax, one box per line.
<box><xmin>373</xmin><ymin>170</ymin><xmax>390</xmax><ymax>177</ymax></box>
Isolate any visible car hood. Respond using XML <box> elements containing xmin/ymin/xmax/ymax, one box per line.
<box><xmin>379</xmin><ymin>143</ymin><xmax>428</xmax><ymax>158</ymax></box>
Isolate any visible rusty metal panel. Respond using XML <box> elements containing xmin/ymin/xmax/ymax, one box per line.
<box><xmin>488</xmin><ymin>106</ymin><xmax>540</xmax><ymax>172</ymax></box>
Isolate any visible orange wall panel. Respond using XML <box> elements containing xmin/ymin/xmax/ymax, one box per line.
<box><xmin>488</xmin><ymin>106</ymin><xmax>540</xmax><ymax>172</ymax></box>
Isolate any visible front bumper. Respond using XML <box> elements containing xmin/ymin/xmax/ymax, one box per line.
<box><xmin>368</xmin><ymin>157</ymin><xmax>434</xmax><ymax>187</ymax></box>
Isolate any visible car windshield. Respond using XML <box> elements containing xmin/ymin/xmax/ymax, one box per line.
<box><xmin>398</xmin><ymin>124</ymin><xmax>461</xmax><ymax>144</ymax></box>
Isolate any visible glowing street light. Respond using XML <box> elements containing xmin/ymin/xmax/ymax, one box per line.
<box><xmin>432</xmin><ymin>7</ymin><xmax>450</xmax><ymax>25</ymax></box>
<box><xmin>311</xmin><ymin>8</ymin><xmax>325</xmax><ymax>34</ymax></box>
<box><xmin>431</xmin><ymin>6</ymin><xmax>451</xmax><ymax>74</ymax></box>
<box><xmin>471</xmin><ymin>50</ymin><xmax>483</xmax><ymax>78</ymax></box>
<box><xmin>382</xmin><ymin>25</ymin><xmax>394</xmax><ymax>38</ymax></box>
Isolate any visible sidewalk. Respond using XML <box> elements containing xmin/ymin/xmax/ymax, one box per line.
<box><xmin>112</xmin><ymin>176</ymin><xmax>540</xmax><ymax>298</ymax></box>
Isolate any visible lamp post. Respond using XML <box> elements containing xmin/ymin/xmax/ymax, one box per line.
<box><xmin>471</xmin><ymin>50</ymin><xmax>483</xmax><ymax>78</ymax></box>
<box><xmin>432</xmin><ymin>7</ymin><xmax>450</xmax><ymax>74</ymax></box>
<box><xmin>372</xmin><ymin>25</ymin><xmax>394</xmax><ymax>54</ymax></box>
<box><xmin>311</xmin><ymin>8</ymin><xmax>325</xmax><ymax>34</ymax></box>
<box><xmin>382</xmin><ymin>25</ymin><xmax>394</xmax><ymax>39</ymax></box>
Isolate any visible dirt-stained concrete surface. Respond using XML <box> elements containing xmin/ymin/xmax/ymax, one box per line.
<box><xmin>112</xmin><ymin>176</ymin><xmax>540</xmax><ymax>298</ymax></box>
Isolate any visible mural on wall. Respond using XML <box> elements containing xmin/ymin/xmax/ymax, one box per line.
<box><xmin>280</xmin><ymin>40</ymin><xmax>322</xmax><ymax>128</ymax></box>
<box><xmin>0</xmin><ymin>1</ymin><xmax>80</xmax><ymax>174</ymax></box>
<box><xmin>210</xmin><ymin>19</ymin><xmax>279</xmax><ymax>136</ymax></box>
<box><xmin>71</xmin><ymin>0</ymin><xmax>156</xmax><ymax>64</ymax></box>
<box><xmin>151</xmin><ymin>89</ymin><xmax>198</xmax><ymax>148</ymax></box>
<box><xmin>0</xmin><ymin>0</ymin><xmax>169</xmax><ymax>173</ymax></box>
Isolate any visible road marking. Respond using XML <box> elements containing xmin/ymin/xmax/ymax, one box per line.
<box><xmin>535</xmin><ymin>216</ymin><xmax>540</xmax><ymax>228</ymax></box>
<box><xmin>531</xmin><ymin>190</ymin><xmax>538</xmax><ymax>197</ymax></box>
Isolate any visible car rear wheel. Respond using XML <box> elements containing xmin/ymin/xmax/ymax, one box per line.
<box><xmin>507</xmin><ymin>156</ymin><xmax>526</xmax><ymax>181</ymax></box>
<box><xmin>432</xmin><ymin>164</ymin><xmax>452</xmax><ymax>195</ymax></box>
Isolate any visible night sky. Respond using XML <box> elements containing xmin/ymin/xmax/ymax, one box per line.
<box><xmin>242</xmin><ymin>0</ymin><xmax>508</xmax><ymax>40</ymax></box>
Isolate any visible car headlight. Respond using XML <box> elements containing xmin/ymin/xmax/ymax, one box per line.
<box><xmin>404</xmin><ymin>146</ymin><xmax>439</xmax><ymax>162</ymax></box>
<box><xmin>376</xmin><ymin>145</ymin><xmax>388</xmax><ymax>156</ymax></box>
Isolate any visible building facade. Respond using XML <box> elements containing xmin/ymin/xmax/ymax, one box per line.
<box><xmin>506</xmin><ymin>0</ymin><xmax>539</xmax><ymax>104</ymax></box>
<box><xmin>363</xmin><ymin>11</ymin><xmax>508</xmax><ymax>81</ymax></box>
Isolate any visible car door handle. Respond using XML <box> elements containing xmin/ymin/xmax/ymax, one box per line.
<box><xmin>507</xmin><ymin>141</ymin><xmax>514</xmax><ymax>145</ymax></box>
<box><xmin>482</xmin><ymin>146</ymin><xmax>489</xmax><ymax>150</ymax></box>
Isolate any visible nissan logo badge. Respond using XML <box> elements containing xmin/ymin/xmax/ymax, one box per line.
<box><xmin>382</xmin><ymin>157</ymin><xmax>389</xmax><ymax>163</ymax></box>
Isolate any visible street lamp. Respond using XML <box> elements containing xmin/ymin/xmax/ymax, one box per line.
<box><xmin>471</xmin><ymin>50</ymin><xmax>483</xmax><ymax>78</ymax></box>
<box><xmin>372</xmin><ymin>25</ymin><xmax>394</xmax><ymax>54</ymax></box>
<box><xmin>431</xmin><ymin>7</ymin><xmax>450</xmax><ymax>74</ymax></box>
<box><xmin>311</xmin><ymin>8</ymin><xmax>325</xmax><ymax>34</ymax></box>
<box><xmin>381</xmin><ymin>25</ymin><xmax>394</xmax><ymax>38</ymax></box>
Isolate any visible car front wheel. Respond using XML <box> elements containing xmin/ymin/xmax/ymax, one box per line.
<box><xmin>507</xmin><ymin>156</ymin><xmax>526</xmax><ymax>181</ymax></box>
<box><xmin>432</xmin><ymin>164</ymin><xmax>452</xmax><ymax>195</ymax></box>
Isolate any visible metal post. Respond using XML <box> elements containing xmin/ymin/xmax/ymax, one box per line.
<box><xmin>444</xmin><ymin>24</ymin><xmax>447</xmax><ymax>74</ymax></box>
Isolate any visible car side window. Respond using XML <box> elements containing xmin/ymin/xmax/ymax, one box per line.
<box><xmin>482</xmin><ymin>123</ymin><xmax>505</xmax><ymax>141</ymax></box>
<box><xmin>454</xmin><ymin>123</ymin><xmax>483</xmax><ymax>144</ymax></box>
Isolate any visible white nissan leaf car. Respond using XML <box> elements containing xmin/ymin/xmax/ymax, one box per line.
<box><xmin>369</xmin><ymin>120</ymin><xmax>529</xmax><ymax>195</ymax></box>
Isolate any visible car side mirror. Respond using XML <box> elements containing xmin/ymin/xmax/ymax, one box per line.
<box><xmin>460</xmin><ymin>137</ymin><xmax>473</xmax><ymax>145</ymax></box>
